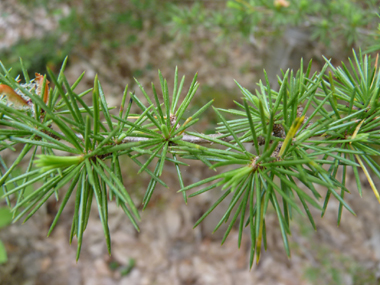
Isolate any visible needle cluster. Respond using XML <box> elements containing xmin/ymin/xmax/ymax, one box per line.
<box><xmin>0</xmin><ymin>50</ymin><xmax>380</xmax><ymax>266</ymax></box>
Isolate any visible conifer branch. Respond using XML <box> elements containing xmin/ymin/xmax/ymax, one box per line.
<box><xmin>1</xmin><ymin>50</ymin><xmax>380</xmax><ymax>265</ymax></box>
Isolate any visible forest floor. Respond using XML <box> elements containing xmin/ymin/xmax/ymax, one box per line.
<box><xmin>1</xmin><ymin>1</ymin><xmax>380</xmax><ymax>285</ymax></box>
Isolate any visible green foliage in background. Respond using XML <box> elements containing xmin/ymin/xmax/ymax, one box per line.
<box><xmin>0</xmin><ymin>36</ymin><xmax>69</xmax><ymax>79</ymax></box>
<box><xmin>1</xmin><ymin>50</ymin><xmax>380</xmax><ymax>267</ymax></box>
<box><xmin>1</xmin><ymin>0</ymin><xmax>379</xmax><ymax>80</ymax></box>
<box><xmin>169</xmin><ymin>0</ymin><xmax>379</xmax><ymax>47</ymax></box>
<box><xmin>0</xmin><ymin>0</ymin><xmax>166</xmax><ymax>78</ymax></box>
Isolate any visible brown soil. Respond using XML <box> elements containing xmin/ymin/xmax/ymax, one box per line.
<box><xmin>0</xmin><ymin>1</ymin><xmax>379</xmax><ymax>285</ymax></box>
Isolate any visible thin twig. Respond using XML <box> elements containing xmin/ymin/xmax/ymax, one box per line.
<box><xmin>73</xmin><ymin>132</ymin><xmax>235</xmax><ymax>144</ymax></box>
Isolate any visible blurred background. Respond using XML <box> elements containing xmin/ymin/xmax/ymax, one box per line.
<box><xmin>0</xmin><ymin>0</ymin><xmax>380</xmax><ymax>284</ymax></box>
